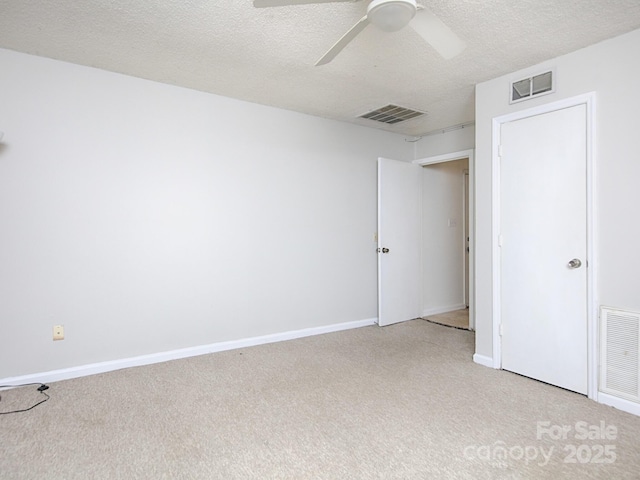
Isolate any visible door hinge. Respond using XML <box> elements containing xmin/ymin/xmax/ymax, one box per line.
<box><xmin>499</xmin><ymin>323</ymin><xmax>503</xmax><ymax>336</ymax></box>
<box><xmin>498</xmin><ymin>144</ymin><xmax>504</xmax><ymax>158</ymax></box>
<box><xmin>498</xmin><ymin>234</ymin><xmax>504</xmax><ymax>247</ymax></box>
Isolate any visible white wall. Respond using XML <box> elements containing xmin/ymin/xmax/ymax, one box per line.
<box><xmin>421</xmin><ymin>159</ymin><xmax>468</xmax><ymax>315</ymax></box>
<box><xmin>0</xmin><ymin>49</ymin><xmax>412</xmax><ymax>379</ymax></box>
<box><xmin>475</xmin><ymin>28</ymin><xmax>640</xmax><ymax>359</ymax></box>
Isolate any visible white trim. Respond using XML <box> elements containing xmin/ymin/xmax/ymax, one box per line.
<box><xmin>463</xmin><ymin>170</ymin><xmax>470</xmax><ymax>310</ymax></box>
<box><xmin>597</xmin><ymin>392</ymin><xmax>640</xmax><ymax>417</ymax></box>
<box><xmin>413</xmin><ymin>149</ymin><xmax>474</xmax><ymax>166</ymax></box>
<box><xmin>377</xmin><ymin>158</ymin><xmax>384</xmax><ymax>325</ymax></box>
<box><xmin>413</xmin><ymin>148</ymin><xmax>475</xmax><ymax>332</ymax></box>
<box><xmin>491</xmin><ymin>117</ymin><xmax>502</xmax><ymax>368</ymax></box>
<box><xmin>586</xmin><ymin>95</ymin><xmax>598</xmax><ymax>400</ymax></box>
<box><xmin>422</xmin><ymin>304</ymin><xmax>467</xmax><ymax>317</ymax></box>
<box><xmin>0</xmin><ymin>318</ymin><xmax>377</xmax><ymax>387</ymax></box>
<box><xmin>491</xmin><ymin>92</ymin><xmax>597</xmax><ymax>397</ymax></box>
<box><xmin>473</xmin><ymin>353</ymin><xmax>495</xmax><ymax>368</ymax></box>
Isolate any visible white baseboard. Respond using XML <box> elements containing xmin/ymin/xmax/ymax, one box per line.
<box><xmin>473</xmin><ymin>353</ymin><xmax>495</xmax><ymax>368</ymax></box>
<box><xmin>597</xmin><ymin>392</ymin><xmax>640</xmax><ymax>417</ymax></box>
<box><xmin>422</xmin><ymin>304</ymin><xmax>467</xmax><ymax>317</ymax></box>
<box><xmin>0</xmin><ymin>318</ymin><xmax>377</xmax><ymax>387</ymax></box>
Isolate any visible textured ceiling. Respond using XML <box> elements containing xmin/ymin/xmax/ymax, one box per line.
<box><xmin>1</xmin><ymin>1</ymin><xmax>640</xmax><ymax>136</ymax></box>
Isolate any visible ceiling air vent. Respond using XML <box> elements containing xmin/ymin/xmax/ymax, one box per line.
<box><xmin>359</xmin><ymin>104</ymin><xmax>425</xmax><ymax>125</ymax></box>
<box><xmin>510</xmin><ymin>70</ymin><xmax>554</xmax><ymax>104</ymax></box>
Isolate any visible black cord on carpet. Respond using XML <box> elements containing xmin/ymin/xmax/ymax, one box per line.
<box><xmin>0</xmin><ymin>383</ymin><xmax>50</xmax><ymax>415</ymax></box>
<box><xmin>423</xmin><ymin>318</ymin><xmax>470</xmax><ymax>331</ymax></box>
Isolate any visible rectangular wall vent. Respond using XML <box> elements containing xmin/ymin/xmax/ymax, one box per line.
<box><xmin>359</xmin><ymin>105</ymin><xmax>425</xmax><ymax>125</ymax></box>
<box><xmin>510</xmin><ymin>71</ymin><xmax>554</xmax><ymax>104</ymax></box>
<box><xmin>600</xmin><ymin>307</ymin><xmax>640</xmax><ymax>403</ymax></box>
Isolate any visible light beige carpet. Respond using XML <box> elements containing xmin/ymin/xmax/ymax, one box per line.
<box><xmin>1</xmin><ymin>320</ymin><xmax>639</xmax><ymax>479</ymax></box>
<box><xmin>425</xmin><ymin>308</ymin><xmax>470</xmax><ymax>330</ymax></box>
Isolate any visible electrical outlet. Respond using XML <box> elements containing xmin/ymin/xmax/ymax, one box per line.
<box><xmin>53</xmin><ymin>325</ymin><xmax>64</xmax><ymax>341</ymax></box>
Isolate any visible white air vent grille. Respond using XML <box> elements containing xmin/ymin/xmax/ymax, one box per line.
<box><xmin>600</xmin><ymin>307</ymin><xmax>640</xmax><ymax>403</ymax></box>
<box><xmin>510</xmin><ymin>71</ymin><xmax>554</xmax><ymax>103</ymax></box>
<box><xmin>359</xmin><ymin>105</ymin><xmax>425</xmax><ymax>125</ymax></box>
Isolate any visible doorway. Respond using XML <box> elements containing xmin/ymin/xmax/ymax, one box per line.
<box><xmin>413</xmin><ymin>149</ymin><xmax>475</xmax><ymax>331</ymax></box>
<box><xmin>421</xmin><ymin>158</ymin><xmax>470</xmax><ymax>329</ymax></box>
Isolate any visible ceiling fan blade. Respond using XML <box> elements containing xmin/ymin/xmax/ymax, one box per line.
<box><xmin>254</xmin><ymin>0</ymin><xmax>358</xmax><ymax>7</ymax></box>
<box><xmin>410</xmin><ymin>7</ymin><xmax>466</xmax><ymax>59</ymax></box>
<box><xmin>315</xmin><ymin>16</ymin><xmax>370</xmax><ymax>66</ymax></box>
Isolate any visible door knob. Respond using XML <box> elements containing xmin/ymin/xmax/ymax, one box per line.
<box><xmin>382</xmin><ymin>247</ymin><xmax>390</xmax><ymax>253</ymax></box>
<box><xmin>568</xmin><ymin>258</ymin><xmax>582</xmax><ymax>269</ymax></box>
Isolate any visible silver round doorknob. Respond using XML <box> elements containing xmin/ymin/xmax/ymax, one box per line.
<box><xmin>568</xmin><ymin>258</ymin><xmax>582</xmax><ymax>269</ymax></box>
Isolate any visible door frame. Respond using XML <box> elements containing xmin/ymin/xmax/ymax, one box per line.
<box><xmin>491</xmin><ymin>93</ymin><xmax>597</xmax><ymax>400</ymax></box>
<box><xmin>413</xmin><ymin>149</ymin><xmax>475</xmax><ymax>330</ymax></box>
<box><xmin>463</xmin><ymin>169</ymin><xmax>470</xmax><ymax>309</ymax></box>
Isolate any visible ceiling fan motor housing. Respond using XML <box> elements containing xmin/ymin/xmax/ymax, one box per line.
<box><xmin>367</xmin><ymin>0</ymin><xmax>417</xmax><ymax>32</ymax></box>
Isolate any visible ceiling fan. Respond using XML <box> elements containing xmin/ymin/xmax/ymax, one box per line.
<box><xmin>253</xmin><ymin>0</ymin><xmax>466</xmax><ymax>66</ymax></box>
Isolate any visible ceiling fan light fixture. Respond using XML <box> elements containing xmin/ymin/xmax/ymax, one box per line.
<box><xmin>367</xmin><ymin>0</ymin><xmax>417</xmax><ymax>32</ymax></box>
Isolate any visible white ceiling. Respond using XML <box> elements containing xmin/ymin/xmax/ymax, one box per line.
<box><xmin>1</xmin><ymin>0</ymin><xmax>640</xmax><ymax>136</ymax></box>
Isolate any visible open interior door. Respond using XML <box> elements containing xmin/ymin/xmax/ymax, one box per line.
<box><xmin>377</xmin><ymin>157</ymin><xmax>422</xmax><ymax>326</ymax></box>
